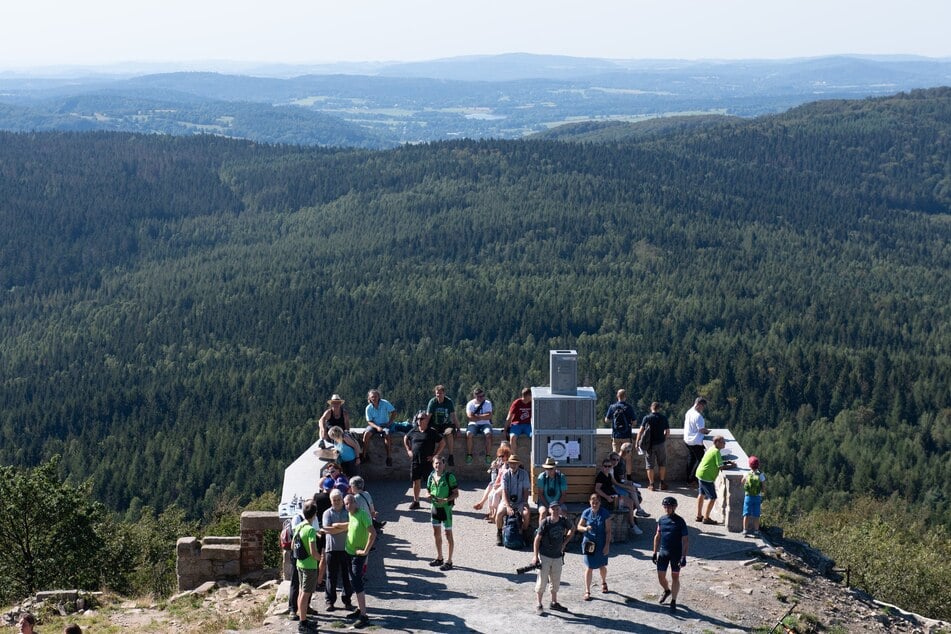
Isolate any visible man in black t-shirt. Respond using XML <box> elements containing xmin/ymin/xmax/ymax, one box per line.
<box><xmin>531</xmin><ymin>503</ymin><xmax>574</xmax><ymax>614</ymax></box>
<box><xmin>404</xmin><ymin>411</ymin><xmax>445</xmax><ymax>510</ymax></box>
<box><xmin>653</xmin><ymin>496</ymin><xmax>689</xmax><ymax>612</ymax></box>
<box><xmin>637</xmin><ymin>402</ymin><xmax>671</xmax><ymax>491</ymax></box>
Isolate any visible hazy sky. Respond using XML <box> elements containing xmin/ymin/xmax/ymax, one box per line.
<box><xmin>2</xmin><ymin>0</ymin><xmax>950</xmax><ymax>69</ymax></box>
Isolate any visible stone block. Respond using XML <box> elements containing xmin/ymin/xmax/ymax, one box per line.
<box><xmin>35</xmin><ymin>590</ymin><xmax>78</xmax><ymax>602</ymax></box>
<box><xmin>202</xmin><ymin>536</ymin><xmax>241</xmax><ymax>545</ymax></box>
<box><xmin>240</xmin><ymin>511</ymin><xmax>281</xmax><ymax>532</ymax></box>
<box><xmin>193</xmin><ymin>581</ymin><xmax>217</xmax><ymax>595</ymax></box>
<box><xmin>199</xmin><ymin>544</ymin><xmax>241</xmax><ymax>561</ymax></box>
<box><xmin>177</xmin><ymin>536</ymin><xmax>199</xmax><ymax>556</ymax></box>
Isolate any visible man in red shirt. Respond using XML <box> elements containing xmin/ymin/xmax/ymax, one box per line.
<box><xmin>504</xmin><ymin>388</ymin><xmax>533</xmax><ymax>455</ymax></box>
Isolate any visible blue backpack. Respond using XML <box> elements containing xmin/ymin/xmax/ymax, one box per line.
<box><xmin>503</xmin><ymin>513</ymin><xmax>525</xmax><ymax>550</ymax></box>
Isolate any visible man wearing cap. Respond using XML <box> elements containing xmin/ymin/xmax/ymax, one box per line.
<box><xmin>652</xmin><ymin>496</ymin><xmax>689</xmax><ymax>612</ymax></box>
<box><xmin>362</xmin><ymin>389</ymin><xmax>397</xmax><ymax>466</ymax></box>
<box><xmin>532</xmin><ymin>502</ymin><xmax>574</xmax><ymax>614</ymax></box>
<box><xmin>404</xmin><ymin>410</ymin><xmax>445</xmax><ymax>510</ymax></box>
<box><xmin>426</xmin><ymin>385</ymin><xmax>460</xmax><ymax>465</ymax></box>
<box><xmin>496</xmin><ymin>454</ymin><xmax>531</xmax><ymax>546</ymax></box>
<box><xmin>465</xmin><ymin>387</ymin><xmax>494</xmax><ymax>465</ymax></box>
<box><xmin>535</xmin><ymin>456</ymin><xmax>567</xmax><ymax>518</ymax></box>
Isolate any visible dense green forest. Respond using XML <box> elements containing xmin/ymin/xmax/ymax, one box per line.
<box><xmin>0</xmin><ymin>88</ymin><xmax>949</xmax><ymax>535</ymax></box>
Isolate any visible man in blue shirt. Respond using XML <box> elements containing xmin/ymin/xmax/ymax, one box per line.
<box><xmin>361</xmin><ymin>389</ymin><xmax>397</xmax><ymax>466</ymax></box>
<box><xmin>653</xmin><ymin>496</ymin><xmax>689</xmax><ymax>612</ymax></box>
<box><xmin>605</xmin><ymin>389</ymin><xmax>637</xmax><ymax>479</ymax></box>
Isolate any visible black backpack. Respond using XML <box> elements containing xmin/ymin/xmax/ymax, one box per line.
<box><xmin>502</xmin><ymin>513</ymin><xmax>525</xmax><ymax>550</ymax></box>
<box><xmin>292</xmin><ymin>523</ymin><xmax>310</xmax><ymax>561</ymax></box>
<box><xmin>612</xmin><ymin>405</ymin><xmax>632</xmax><ymax>437</ymax></box>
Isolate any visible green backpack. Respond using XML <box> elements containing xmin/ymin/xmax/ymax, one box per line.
<box><xmin>743</xmin><ymin>471</ymin><xmax>762</xmax><ymax>496</ymax></box>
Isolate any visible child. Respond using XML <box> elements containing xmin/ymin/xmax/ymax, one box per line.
<box><xmin>742</xmin><ymin>456</ymin><xmax>766</xmax><ymax>536</ymax></box>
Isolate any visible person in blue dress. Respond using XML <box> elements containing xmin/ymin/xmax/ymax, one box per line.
<box><xmin>577</xmin><ymin>492</ymin><xmax>612</xmax><ymax>600</ymax></box>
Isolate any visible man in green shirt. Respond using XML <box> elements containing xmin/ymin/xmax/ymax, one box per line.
<box><xmin>426</xmin><ymin>455</ymin><xmax>459</xmax><ymax>571</ymax></box>
<box><xmin>695</xmin><ymin>435</ymin><xmax>736</xmax><ymax>524</ymax></box>
<box><xmin>344</xmin><ymin>493</ymin><xmax>376</xmax><ymax>629</ymax></box>
<box><xmin>294</xmin><ymin>501</ymin><xmax>320</xmax><ymax>632</ymax></box>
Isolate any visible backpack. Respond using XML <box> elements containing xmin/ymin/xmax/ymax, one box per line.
<box><xmin>611</xmin><ymin>405</ymin><xmax>632</xmax><ymax>437</ymax></box>
<box><xmin>743</xmin><ymin>472</ymin><xmax>762</xmax><ymax>496</ymax></box>
<box><xmin>638</xmin><ymin>422</ymin><xmax>652</xmax><ymax>451</ymax></box>
<box><xmin>279</xmin><ymin>519</ymin><xmax>293</xmax><ymax>550</ymax></box>
<box><xmin>292</xmin><ymin>523</ymin><xmax>311</xmax><ymax>561</ymax></box>
<box><xmin>502</xmin><ymin>513</ymin><xmax>525</xmax><ymax>550</ymax></box>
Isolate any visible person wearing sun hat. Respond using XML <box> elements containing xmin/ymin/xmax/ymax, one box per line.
<box><xmin>318</xmin><ymin>394</ymin><xmax>350</xmax><ymax>446</ymax></box>
<box><xmin>535</xmin><ymin>456</ymin><xmax>567</xmax><ymax>518</ymax></box>
<box><xmin>496</xmin><ymin>454</ymin><xmax>531</xmax><ymax>546</ymax></box>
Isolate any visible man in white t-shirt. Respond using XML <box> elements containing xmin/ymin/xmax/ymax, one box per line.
<box><xmin>465</xmin><ymin>387</ymin><xmax>494</xmax><ymax>465</ymax></box>
<box><xmin>682</xmin><ymin>397</ymin><xmax>709</xmax><ymax>484</ymax></box>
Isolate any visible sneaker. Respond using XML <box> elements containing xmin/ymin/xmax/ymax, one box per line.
<box><xmin>326</xmin><ymin>603</ymin><xmax>336</xmax><ymax>612</ymax></box>
<box><xmin>346</xmin><ymin>608</ymin><xmax>362</xmax><ymax>619</ymax></box>
<box><xmin>465</xmin><ymin>454</ymin><xmax>473</xmax><ymax>464</ymax></box>
<box><xmin>549</xmin><ymin>601</ymin><xmax>567</xmax><ymax>612</ymax></box>
<box><xmin>428</xmin><ymin>558</ymin><xmax>444</xmax><ymax>567</ymax></box>
<box><xmin>631</xmin><ymin>524</ymin><xmax>643</xmax><ymax>535</ymax></box>
<box><xmin>636</xmin><ymin>508</ymin><xmax>650</xmax><ymax>518</ymax></box>
<box><xmin>535</xmin><ymin>604</ymin><xmax>544</xmax><ymax>614</ymax></box>
<box><xmin>289</xmin><ymin>612</ymin><xmax>300</xmax><ymax>621</ymax></box>
<box><xmin>743</xmin><ymin>530</ymin><xmax>754</xmax><ymax>537</ymax></box>
<box><xmin>659</xmin><ymin>589</ymin><xmax>671</xmax><ymax>604</ymax></box>
<box><xmin>353</xmin><ymin>614</ymin><xmax>370</xmax><ymax>628</ymax></box>
<box><xmin>447</xmin><ymin>454</ymin><xmax>455</xmax><ymax>466</ymax></box>
<box><xmin>485</xmin><ymin>454</ymin><xmax>491</xmax><ymax>465</ymax></box>
<box><xmin>297</xmin><ymin>623</ymin><xmax>310</xmax><ymax>633</ymax></box>
<box><xmin>439</xmin><ymin>561</ymin><xmax>453</xmax><ymax>571</ymax></box>
<box><xmin>669</xmin><ymin>599</ymin><xmax>677</xmax><ymax>611</ymax></box>
<box><xmin>385</xmin><ymin>456</ymin><xmax>393</xmax><ymax>467</ymax></box>
<box><xmin>409</xmin><ymin>500</ymin><xmax>421</xmax><ymax>510</ymax></box>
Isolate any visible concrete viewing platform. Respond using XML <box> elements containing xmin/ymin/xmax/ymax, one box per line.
<box><xmin>271</xmin><ymin>474</ymin><xmax>770</xmax><ymax>633</ymax></box>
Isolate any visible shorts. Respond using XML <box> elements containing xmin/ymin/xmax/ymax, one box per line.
<box><xmin>698</xmin><ymin>479</ymin><xmax>717</xmax><ymax>500</ymax></box>
<box><xmin>743</xmin><ymin>495</ymin><xmax>762</xmax><ymax>518</ymax></box>
<box><xmin>348</xmin><ymin>554</ymin><xmax>367</xmax><ymax>594</ymax></box>
<box><xmin>509</xmin><ymin>423</ymin><xmax>532</xmax><ymax>437</ymax></box>
<box><xmin>497</xmin><ymin>498</ymin><xmax>526</xmax><ymax>515</ymax></box>
<box><xmin>411</xmin><ymin>459</ymin><xmax>433</xmax><ymax>482</ymax></box>
<box><xmin>431</xmin><ymin>504</ymin><xmax>454</xmax><ymax>529</ymax></box>
<box><xmin>656</xmin><ymin>551</ymin><xmax>682</xmax><ymax>573</ymax></box>
<box><xmin>298</xmin><ymin>566</ymin><xmax>319</xmax><ymax>593</ymax></box>
<box><xmin>645</xmin><ymin>442</ymin><xmax>667</xmax><ymax>469</ymax></box>
<box><xmin>467</xmin><ymin>422</ymin><xmax>492</xmax><ymax>435</ymax></box>
<box><xmin>367</xmin><ymin>424</ymin><xmax>392</xmax><ymax>437</ymax></box>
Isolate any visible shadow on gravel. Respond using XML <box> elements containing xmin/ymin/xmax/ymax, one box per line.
<box><xmin>365</xmin><ymin>605</ymin><xmax>474</xmax><ymax>633</ymax></box>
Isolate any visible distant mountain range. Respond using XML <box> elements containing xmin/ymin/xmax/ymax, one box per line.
<box><xmin>1</xmin><ymin>53</ymin><xmax>949</xmax><ymax>147</ymax></box>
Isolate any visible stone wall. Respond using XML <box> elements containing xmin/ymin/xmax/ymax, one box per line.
<box><xmin>176</xmin><ymin>511</ymin><xmax>283</xmax><ymax>591</ymax></box>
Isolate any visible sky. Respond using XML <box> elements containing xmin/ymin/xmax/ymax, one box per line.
<box><xmin>2</xmin><ymin>0</ymin><xmax>950</xmax><ymax>70</ymax></box>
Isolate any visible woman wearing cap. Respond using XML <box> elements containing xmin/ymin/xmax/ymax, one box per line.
<box><xmin>577</xmin><ymin>493</ymin><xmax>612</xmax><ymax>600</ymax></box>
<box><xmin>319</xmin><ymin>394</ymin><xmax>350</xmax><ymax>445</ymax></box>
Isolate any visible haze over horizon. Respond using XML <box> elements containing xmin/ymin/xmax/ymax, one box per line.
<box><xmin>3</xmin><ymin>0</ymin><xmax>950</xmax><ymax>72</ymax></box>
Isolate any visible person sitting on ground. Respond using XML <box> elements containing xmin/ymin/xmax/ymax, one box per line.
<box><xmin>404</xmin><ymin>410</ymin><xmax>445</xmax><ymax>509</ymax></box>
<box><xmin>362</xmin><ymin>388</ymin><xmax>397</xmax><ymax>466</ymax></box>
<box><xmin>695</xmin><ymin>435</ymin><xmax>736</xmax><ymax>524</ymax></box>
<box><xmin>318</xmin><ymin>394</ymin><xmax>350</xmax><ymax>447</ymax></box>
<box><xmin>496</xmin><ymin>454</ymin><xmax>531</xmax><ymax>546</ymax></box>
<box><xmin>427</xmin><ymin>454</ymin><xmax>459</xmax><ymax>571</ymax></box>
<box><xmin>610</xmin><ymin>449</ymin><xmax>651</xmax><ymax>520</ymax></box>
<box><xmin>532</xmin><ymin>502</ymin><xmax>574</xmax><ymax>614</ymax></box>
<box><xmin>504</xmin><ymin>388</ymin><xmax>533</xmax><ymax>455</ymax></box>
<box><xmin>349</xmin><ymin>475</ymin><xmax>386</xmax><ymax>531</ymax></box>
<box><xmin>426</xmin><ymin>384</ymin><xmax>460</xmax><ymax>465</ymax></box>
<box><xmin>473</xmin><ymin>444</ymin><xmax>511</xmax><ymax>522</ymax></box>
<box><xmin>594</xmin><ymin>456</ymin><xmax>642</xmax><ymax>536</ymax></box>
<box><xmin>328</xmin><ymin>425</ymin><xmax>362</xmax><ymax>477</ymax></box>
<box><xmin>535</xmin><ymin>456</ymin><xmax>567</xmax><ymax>518</ymax></box>
<box><xmin>464</xmin><ymin>387</ymin><xmax>494</xmax><ymax>465</ymax></box>
<box><xmin>742</xmin><ymin>455</ymin><xmax>766</xmax><ymax>536</ymax></box>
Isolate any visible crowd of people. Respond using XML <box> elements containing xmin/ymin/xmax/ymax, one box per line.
<box><xmin>285</xmin><ymin>387</ymin><xmax>763</xmax><ymax>630</ymax></box>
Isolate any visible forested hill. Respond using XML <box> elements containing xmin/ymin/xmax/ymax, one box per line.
<box><xmin>0</xmin><ymin>88</ymin><xmax>948</xmax><ymax>526</ymax></box>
